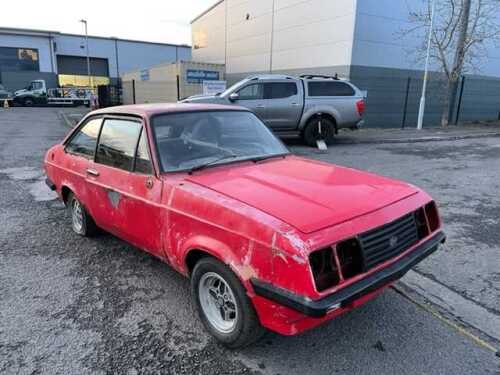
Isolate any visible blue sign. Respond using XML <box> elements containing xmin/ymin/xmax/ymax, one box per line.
<box><xmin>140</xmin><ymin>69</ymin><xmax>149</xmax><ymax>81</ymax></box>
<box><xmin>186</xmin><ymin>69</ymin><xmax>220</xmax><ymax>83</ymax></box>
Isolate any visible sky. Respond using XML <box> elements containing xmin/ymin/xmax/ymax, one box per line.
<box><xmin>1</xmin><ymin>0</ymin><xmax>220</xmax><ymax>45</ymax></box>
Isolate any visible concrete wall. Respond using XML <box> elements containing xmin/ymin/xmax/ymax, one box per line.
<box><xmin>122</xmin><ymin>80</ymin><xmax>178</xmax><ymax>105</ymax></box>
<box><xmin>192</xmin><ymin>0</ymin><xmax>226</xmax><ymax>64</ymax></box>
<box><xmin>192</xmin><ymin>0</ymin><xmax>357</xmax><ymax>75</ymax></box>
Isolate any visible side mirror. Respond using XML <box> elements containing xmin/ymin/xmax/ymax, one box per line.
<box><xmin>228</xmin><ymin>92</ymin><xmax>239</xmax><ymax>102</ymax></box>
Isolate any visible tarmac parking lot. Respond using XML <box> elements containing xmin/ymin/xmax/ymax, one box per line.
<box><xmin>0</xmin><ymin>107</ymin><xmax>499</xmax><ymax>374</ymax></box>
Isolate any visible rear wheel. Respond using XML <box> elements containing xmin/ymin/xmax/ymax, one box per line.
<box><xmin>191</xmin><ymin>257</ymin><xmax>265</xmax><ymax>348</ymax></box>
<box><xmin>67</xmin><ymin>192</ymin><xmax>98</xmax><ymax>236</ymax></box>
<box><xmin>303</xmin><ymin>117</ymin><xmax>336</xmax><ymax>147</ymax></box>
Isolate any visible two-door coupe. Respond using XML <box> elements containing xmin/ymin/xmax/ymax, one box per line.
<box><xmin>44</xmin><ymin>103</ymin><xmax>445</xmax><ymax>348</ymax></box>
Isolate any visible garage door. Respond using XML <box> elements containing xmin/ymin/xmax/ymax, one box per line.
<box><xmin>57</xmin><ymin>55</ymin><xmax>109</xmax><ymax>76</ymax></box>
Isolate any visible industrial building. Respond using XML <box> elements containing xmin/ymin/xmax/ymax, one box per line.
<box><xmin>0</xmin><ymin>27</ymin><xmax>191</xmax><ymax>92</ymax></box>
<box><xmin>191</xmin><ymin>0</ymin><xmax>500</xmax><ymax>127</ymax></box>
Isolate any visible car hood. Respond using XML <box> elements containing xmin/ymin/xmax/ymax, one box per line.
<box><xmin>186</xmin><ymin>156</ymin><xmax>419</xmax><ymax>234</ymax></box>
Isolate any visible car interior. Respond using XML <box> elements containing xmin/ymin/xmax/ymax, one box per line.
<box><xmin>153</xmin><ymin>112</ymin><xmax>277</xmax><ymax>171</ymax></box>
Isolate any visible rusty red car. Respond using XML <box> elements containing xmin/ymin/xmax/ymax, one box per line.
<box><xmin>44</xmin><ymin>103</ymin><xmax>445</xmax><ymax>348</ymax></box>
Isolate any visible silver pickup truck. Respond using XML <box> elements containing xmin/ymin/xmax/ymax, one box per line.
<box><xmin>182</xmin><ymin>74</ymin><xmax>365</xmax><ymax>146</ymax></box>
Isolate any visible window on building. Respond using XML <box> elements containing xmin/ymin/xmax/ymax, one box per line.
<box><xmin>0</xmin><ymin>47</ymin><xmax>39</xmax><ymax>72</ymax></box>
<box><xmin>264</xmin><ymin>82</ymin><xmax>298</xmax><ymax>99</ymax></box>
<box><xmin>65</xmin><ymin>118</ymin><xmax>102</xmax><ymax>158</ymax></box>
<box><xmin>96</xmin><ymin>118</ymin><xmax>142</xmax><ymax>171</ymax></box>
<box><xmin>308</xmin><ymin>81</ymin><xmax>355</xmax><ymax>97</ymax></box>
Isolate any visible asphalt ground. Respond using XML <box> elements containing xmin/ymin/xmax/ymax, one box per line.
<box><xmin>1</xmin><ymin>107</ymin><xmax>499</xmax><ymax>374</ymax></box>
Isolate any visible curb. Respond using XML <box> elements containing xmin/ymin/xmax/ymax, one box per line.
<box><xmin>335</xmin><ymin>131</ymin><xmax>500</xmax><ymax>145</ymax></box>
<box><xmin>393</xmin><ymin>271</ymin><xmax>500</xmax><ymax>351</ymax></box>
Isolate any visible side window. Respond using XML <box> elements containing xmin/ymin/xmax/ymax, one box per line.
<box><xmin>96</xmin><ymin>118</ymin><xmax>141</xmax><ymax>171</ymax></box>
<box><xmin>237</xmin><ymin>84</ymin><xmax>264</xmax><ymax>100</ymax></box>
<box><xmin>134</xmin><ymin>129</ymin><xmax>153</xmax><ymax>175</ymax></box>
<box><xmin>65</xmin><ymin>118</ymin><xmax>102</xmax><ymax>159</ymax></box>
<box><xmin>264</xmin><ymin>82</ymin><xmax>298</xmax><ymax>99</ymax></box>
<box><xmin>308</xmin><ymin>81</ymin><xmax>355</xmax><ymax>97</ymax></box>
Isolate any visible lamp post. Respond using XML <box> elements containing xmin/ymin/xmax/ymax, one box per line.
<box><xmin>417</xmin><ymin>0</ymin><xmax>436</xmax><ymax>130</ymax></box>
<box><xmin>79</xmin><ymin>19</ymin><xmax>92</xmax><ymax>89</ymax></box>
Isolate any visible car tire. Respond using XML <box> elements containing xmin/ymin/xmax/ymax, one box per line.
<box><xmin>23</xmin><ymin>97</ymin><xmax>34</xmax><ymax>107</ymax></box>
<box><xmin>303</xmin><ymin>117</ymin><xmax>336</xmax><ymax>147</ymax></box>
<box><xmin>67</xmin><ymin>192</ymin><xmax>98</xmax><ymax>237</ymax></box>
<box><xmin>191</xmin><ymin>257</ymin><xmax>265</xmax><ymax>349</ymax></box>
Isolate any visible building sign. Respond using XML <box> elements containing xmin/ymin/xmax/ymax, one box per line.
<box><xmin>140</xmin><ymin>69</ymin><xmax>149</xmax><ymax>81</ymax></box>
<box><xmin>203</xmin><ymin>80</ymin><xmax>227</xmax><ymax>95</ymax></box>
<box><xmin>186</xmin><ymin>69</ymin><xmax>220</xmax><ymax>83</ymax></box>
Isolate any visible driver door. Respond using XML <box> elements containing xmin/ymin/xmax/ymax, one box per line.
<box><xmin>85</xmin><ymin>117</ymin><xmax>164</xmax><ymax>258</ymax></box>
<box><xmin>232</xmin><ymin>83</ymin><xmax>267</xmax><ymax>122</ymax></box>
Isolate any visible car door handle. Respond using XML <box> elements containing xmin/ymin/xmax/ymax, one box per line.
<box><xmin>291</xmin><ymin>103</ymin><xmax>300</xmax><ymax>106</ymax></box>
<box><xmin>256</xmin><ymin>104</ymin><xmax>265</xmax><ymax>108</ymax></box>
<box><xmin>86</xmin><ymin>168</ymin><xmax>100</xmax><ymax>177</ymax></box>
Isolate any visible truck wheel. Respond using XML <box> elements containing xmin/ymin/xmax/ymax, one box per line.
<box><xmin>191</xmin><ymin>257</ymin><xmax>265</xmax><ymax>349</ymax></box>
<box><xmin>23</xmin><ymin>97</ymin><xmax>34</xmax><ymax>107</ymax></box>
<box><xmin>303</xmin><ymin>117</ymin><xmax>336</xmax><ymax>147</ymax></box>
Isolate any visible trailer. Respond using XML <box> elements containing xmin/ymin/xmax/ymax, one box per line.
<box><xmin>13</xmin><ymin>80</ymin><xmax>92</xmax><ymax>107</ymax></box>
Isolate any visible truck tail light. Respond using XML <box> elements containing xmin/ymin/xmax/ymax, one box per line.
<box><xmin>356</xmin><ymin>99</ymin><xmax>365</xmax><ymax>116</ymax></box>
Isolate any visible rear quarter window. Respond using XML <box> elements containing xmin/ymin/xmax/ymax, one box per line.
<box><xmin>308</xmin><ymin>81</ymin><xmax>355</xmax><ymax>97</ymax></box>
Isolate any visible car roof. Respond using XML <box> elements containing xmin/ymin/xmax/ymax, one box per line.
<box><xmin>89</xmin><ymin>103</ymin><xmax>248</xmax><ymax>118</ymax></box>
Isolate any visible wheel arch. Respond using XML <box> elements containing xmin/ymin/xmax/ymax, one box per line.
<box><xmin>300</xmin><ymin>111</ymin><xmax>339</xmax><ymax>134</ymax></box>
<box><xmin>61</xmin><ymin>185</ymin><xmax>72</xmax><ymax>205</ymax></box>
<box><xmin>181</xmin><ymin>236</ymin><xmax>247</xmax><ymax>282</ymax></box>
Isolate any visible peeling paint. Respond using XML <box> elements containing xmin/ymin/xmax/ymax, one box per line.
<box><xmin>107</xmin><ymin>190</ymin><xmax>120</xmax><ymax>208</ymax></box>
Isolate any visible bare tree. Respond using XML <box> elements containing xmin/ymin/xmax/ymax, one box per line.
<box><xmin>400</xmin><ymin>0</ymin><xmax>500</xmax><ymax>126</ymax></box>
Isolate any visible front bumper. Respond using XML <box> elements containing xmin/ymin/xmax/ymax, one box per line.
<box><xmin>251</xmin><ymin>231</ymin><xmax>446</xmax><ymax>318</ymax></box>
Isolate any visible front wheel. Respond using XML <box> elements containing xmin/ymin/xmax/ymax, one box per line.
<box><xmin>23</xmin><ymin>97</ymin><xmax>35</xmax><ymax>107</ymax></box>
<box><xmin>191</xmin><ymin>257</ymin><xmax>265</xmax><ymax>348</ymax></box>
<box><xmin>303</xmin><ymin>117</ymin><xmax>336</xmax><ymax>147</ymax></box>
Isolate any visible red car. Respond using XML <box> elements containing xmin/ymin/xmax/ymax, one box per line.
<box><xmin>44</xmin><ymin>104</ymin><xmax>445</xmax><ymax>348</ymax></box>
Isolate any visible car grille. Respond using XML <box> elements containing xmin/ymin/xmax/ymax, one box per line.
<box><xmin>359</xmin><ymin>211</ymin><xmax>419</xmax><ymax>270</ymax></box>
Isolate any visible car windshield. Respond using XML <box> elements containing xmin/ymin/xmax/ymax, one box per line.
<box><xmin>151</xmin><ymin>110</ymin><xmax>289</xmax><ymax>173</ymax></box>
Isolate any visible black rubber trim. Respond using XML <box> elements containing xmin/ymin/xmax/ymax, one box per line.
<box><xmin>45</xmin><ymin>177</ymin><xmax>56</xmax><ymax>191</ymax></box>
<box><xmin>251</xmin><ymin>231</ymin><xmax>446</xmax><ymax>318</ymax></box>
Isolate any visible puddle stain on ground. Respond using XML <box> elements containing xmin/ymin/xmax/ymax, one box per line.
<box><xmin>0</xmin><ymin>166</ymin><xmax>57</xmax><ymax>202</ymax></box>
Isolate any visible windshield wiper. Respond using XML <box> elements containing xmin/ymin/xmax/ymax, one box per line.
<box><xmin>250</xmin><ymin>153</ymin><xmax>288</xmax><ymax>163</ymax></box>
<box><xmin>188</xmin><ymin>153</ymin><xmax>238</xmax><ymax>174</ymax></box>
